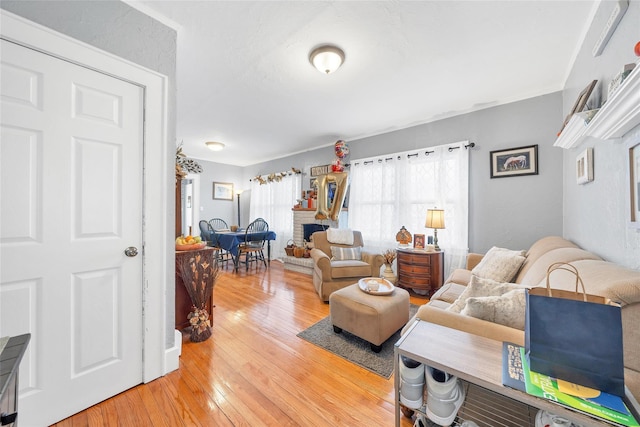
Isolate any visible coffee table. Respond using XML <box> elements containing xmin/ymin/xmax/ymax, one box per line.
<box><xmin>394</xmin><ymin>320</ymin><xmax>640</xmax><ymax>427</ymax></box>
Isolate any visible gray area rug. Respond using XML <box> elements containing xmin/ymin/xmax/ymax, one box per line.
<box><xmin>297</xmin><ymin>304</ymin><xmax>419</xmax><ymax>379</ymax></box>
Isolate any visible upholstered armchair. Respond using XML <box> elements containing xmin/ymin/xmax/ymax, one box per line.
<box><xmin>310</xmin><ymin>230</ymin><xmax>385</xmax><ymax>302</ymax></box>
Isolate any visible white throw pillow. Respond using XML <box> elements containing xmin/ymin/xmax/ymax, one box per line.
<box><xmin>446</xmin><ymin>275</ymin><xmax>525</xmax><ymax>314</ymax></box>
<box><xmin>471</xmin><ymin>246</ymin><xmax>526</xmax><ymax>282</ymax></box>
<box><xmin>330</xmin><ymin>246</ymin><xmax>362</xmax><ymax>261</ymax></box>
<box><xmin>461</xmin><ymin>289</ymin><xmax>527</xmax><ymax>330</ymax></box>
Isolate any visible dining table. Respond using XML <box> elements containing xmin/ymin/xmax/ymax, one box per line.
<box><xmin>209</xmin><ymin>229</ymin><xmax>277</xmax><ymax>270</ymax></box>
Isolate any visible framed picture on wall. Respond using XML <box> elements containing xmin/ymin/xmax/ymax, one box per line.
<box><xmin>213</xmin><ymin>182</ymin><xmax>234</xmax><ymax>200</ymax></box>
<box><xmin>490</xmin><ymin>145</ymin><xmax>539</xmax><ymax>178</ymax></box>
<box><xmin>628</xmin><ymin>140</ymin><xmax>640</xmax><ymax>228</ymax></box>
<box><xmin>576</xmin><ymin>148</ymin><xmax>594</xmax><ymax>185</ymax></box>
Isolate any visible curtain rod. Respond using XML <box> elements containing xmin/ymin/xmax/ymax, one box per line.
<box><xmin>353</xmin><ymin>141</ymin><xmax>476</xmax><ymax>165</ymax></box>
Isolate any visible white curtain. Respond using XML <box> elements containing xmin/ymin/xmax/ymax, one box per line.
<box><xmin>249</xmin><ymin>173</ymin><xmax>301</xmax><ymax>260</ymax></box>
<box><xmin>348</xmin><ymin>141</ymin><xmax>469</xmax><ymax>277</ymax></box>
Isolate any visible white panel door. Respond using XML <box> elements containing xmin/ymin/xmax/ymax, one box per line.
<box><xmin>0</xmin><ymin>39</ymin><xmax>143</xmax><ymax>426</ymax></box>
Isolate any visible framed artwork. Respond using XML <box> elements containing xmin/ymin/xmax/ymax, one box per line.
<box><xmin>413</xmin><ymin>234</ymin><xmax>425</xmax><ymax>249</ymax></box>
<box><xmin>490</xmin><ymin>145</ymin><xmax>539</xmax><ymax>178</ymax></box>
<box><xmin>212</xmin><ymin>182</ymin><xmax>234</xmax><ymax>200</ymax></box>
<box><xmin>558</xmin><ymin>80</ymin><xmax>598</xmax><ymax>135</ymax></box>
<box><xmin>628</xmin><ymin>140</ymin><xmax>640</xmax><ymax>228</ymax></box>
<box><xmin>576</xmin><ymin>148</ymin><xmax>594</xmax><ymax>185</ymax></box>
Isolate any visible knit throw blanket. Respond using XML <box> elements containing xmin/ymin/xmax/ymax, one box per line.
<box><xmin>326</xmin><ymin>228</ymin><xmax>354</xmax><ymax>245</ymax></box>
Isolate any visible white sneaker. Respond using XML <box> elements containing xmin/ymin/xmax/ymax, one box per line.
<box><xmin>535</xmin><ymin>410</ymin><xmax>583</xmax><ymax>427</ymax></box>
<box><xmin>400</xmin><ymin>355</ymin><xmax>425</xmax><ymax>409</ymax></box>
<box><xmin>425</xmin><ymin>366</ymin><xmax>465</xmax><ymax>426</ymax></box>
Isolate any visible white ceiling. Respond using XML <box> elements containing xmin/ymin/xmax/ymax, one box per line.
<box><xmin>133</xmin><ymin>1</ymin><xmax>597</xmax><ymax>167</ymax></box>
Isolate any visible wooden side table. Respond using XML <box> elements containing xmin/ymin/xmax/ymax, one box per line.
<box><xmin>396</xmin><ymin>249</ymin><xmax>443</xmax><ymax>297</ymax></box>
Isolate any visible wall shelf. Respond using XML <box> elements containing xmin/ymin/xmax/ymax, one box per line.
<box><xmin>554</xmin><ymin>60</ymin><xmax>640</xmax><ymax>149</ymax></box>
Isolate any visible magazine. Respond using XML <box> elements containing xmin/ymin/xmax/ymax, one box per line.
<box><xmin>502</xmin><ymin>342</ymin><xmax>639</xmax><ymax>427</ymax></box>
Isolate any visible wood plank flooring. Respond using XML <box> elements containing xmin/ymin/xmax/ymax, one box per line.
<box><xmin>52</xmin><ymin>261</ymin><xmax>421</xmax><ymax>426</ymax></box>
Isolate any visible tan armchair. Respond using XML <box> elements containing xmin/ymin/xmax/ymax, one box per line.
<box><xmin>310</xmin><ymin>230</ymin><xmax>385</xmax><ymax>302</ymax></box>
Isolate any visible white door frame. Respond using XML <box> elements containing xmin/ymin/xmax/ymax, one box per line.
<box><xmin>1</xmin><ymin>10</ymin><xmax>173</xmax><ymax>381</ymax></box>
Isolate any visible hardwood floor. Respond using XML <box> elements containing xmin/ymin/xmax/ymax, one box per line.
<box><xmin>52</xmin><ymin>261</ymin><xmax>421</xmax><ymax>426</ymax></box>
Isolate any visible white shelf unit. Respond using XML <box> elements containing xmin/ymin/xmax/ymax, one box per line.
<box><xmin>554</xmin><ymin>61</ymin><xmax>640</xmax><ymax>149</ymax></box>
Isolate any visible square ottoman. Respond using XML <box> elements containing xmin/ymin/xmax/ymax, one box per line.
<box><xmin>329</xmin><ymin>283</ymin><xmax>410</xmax><ymax>352</ymax></box>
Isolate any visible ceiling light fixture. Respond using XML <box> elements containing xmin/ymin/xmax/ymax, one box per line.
<box><xmin>205</xmin><ymin>141</ymin><xmax>225</xmax><ymax>151</ymax></box>
<box><xmin>309</xmin><ymin>45</ymin><xmax>345</xmax><ymax>74</ymax></box>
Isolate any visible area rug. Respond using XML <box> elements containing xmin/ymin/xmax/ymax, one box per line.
<box><xmin>297</xmin><ymin>304</ymin><xmax>419</xmax><ymax>379</ymax></box>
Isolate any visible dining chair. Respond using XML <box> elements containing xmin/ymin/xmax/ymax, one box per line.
<box><xmin>237</xmin><ymin>218</ymin><xmax>269</xmax><ymax>271</ymax></box>
<box><xmin>209</xmin><ymin>218</ymin><xmax>229</xmax><ymax>231</ymax></box>
<box><xmin>208</xmin><ymin>218</ymin><xmax>232</xmax><ymax>266</ymax></box>
<box><xmin>199</xmin><ymin>220</ymin><xmax>230</xmax><ymax>268</ymax></box>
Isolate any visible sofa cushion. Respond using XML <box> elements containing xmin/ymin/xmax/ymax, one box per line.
<box><xmin>447</xmin><ymin>275</ymin><xmax>526</xmax><ymax>314</ymax></box>
<box><xmin>329</xmin><ymin>260</ymin><xmax>372</xmax><ymax>278</ymax></box>
<box><xmin>461</xmin><ymin>289</ymin><xmax>526</xmax><ymax>330</ymax></box>
<box><xmin>444</xmin><ymin>268</ymin><xmax>473</xmax><ymax>287</ymax></box>
<box><xmin>471</xmin><ymin>246</ymin><xmax>526</xmax><ymax>282</ymax></box>
<box><xmin>431</xmin><ymin>282</ymin><xmax>467</xmax><ymax>304</ymax></box>
<box><xmin>331</xmin><ymin>246</ymin><xmax>361</xmax><ymax>261</ymax></box>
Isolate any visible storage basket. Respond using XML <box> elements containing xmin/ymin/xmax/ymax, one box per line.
<box><xmin>284</xmin><ymin>239</ymin><xmax>296</xmax><ymax>256</ymax></box>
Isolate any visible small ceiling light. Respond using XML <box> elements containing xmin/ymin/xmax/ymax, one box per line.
<box><xmin>205</xmin><ymin>141</ymin><xmax>225</xmax><ymax>151</ymax></box>
<box><xmin>309</xmin><ymin>45</ymin><xmax>345</xmax><ymax>74</ymax></box>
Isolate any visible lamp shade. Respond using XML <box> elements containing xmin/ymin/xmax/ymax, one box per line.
<box><xmin>426</xmin><ymin>209</ymin><xmax>445</xmax><ymax>229</ymax></box>
<box><xmin>310</xmin><ymin>45</ymin><xmax>345</xmax><ymax>74</ymax></box>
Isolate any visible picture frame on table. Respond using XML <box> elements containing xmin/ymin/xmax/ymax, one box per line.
<box><xmin>413</xmin><ymin>234</ymin><xmax>425</xmax><ymax>249</ymax></box>
<box><xmin>576</xmin><ymin>148</ymin><xmax>594</xmax><ymax>185</ymax></box>
<box><xmin>490</xmin><ymin>145</ymin><xmax>538</xmax><ymax>178</ymax></box>
<box><xmin>213</xmin><ymin>182</ymin><xmax>234</xmax><ymax>200</ymax></box>
<box><xmin>628</xmin><ymin>140</ymin><xmax>640</xmax><ymax>229</ymax></box>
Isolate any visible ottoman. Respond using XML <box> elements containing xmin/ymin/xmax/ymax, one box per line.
<box><xmin>329</xmin><ymin>283</ymin><xmax>410</xmax><ymax>352</ymax></box>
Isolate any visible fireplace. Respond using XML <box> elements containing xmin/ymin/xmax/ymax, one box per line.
<box><xmin>302</xmin><ymin>223</ymin><xmax>329</xmax><ymax>242</ymax></box>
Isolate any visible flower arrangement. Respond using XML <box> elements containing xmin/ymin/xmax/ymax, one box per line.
<box><xmin>383</xmin><ymin>249</ymin><xmax>397</xmax><ymax>266</ymax></box>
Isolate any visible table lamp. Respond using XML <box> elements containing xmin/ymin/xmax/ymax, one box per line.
<box><xmin>425</xmin><ymin>209</ymin><xmax>445</xmax><ymax>251</ymax></box>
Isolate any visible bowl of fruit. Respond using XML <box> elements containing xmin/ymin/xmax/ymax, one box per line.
<box><xmin>175</xmin><ymin>235</ymin><xmax>206</xmax><ymax>251</ymax></box>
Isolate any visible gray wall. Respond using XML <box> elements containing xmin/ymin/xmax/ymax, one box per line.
<box><xmin>1</xmin><ymin>1</ymin><xmax>179</xmax><ymax>345</ymax></box>
<box><xmin>561</xmin><ymin>0</ymin><xmax>640</xmax><ymax>270</ymax></box>
<box><xmin>243</xmin><ymin>92</ymin><xmax>565</xmax><ymax>254</ymax></box>
<box><xmin>196</xmin><ymin>161</ymin><xmax>245</xmax><ymax>227</ymax></box>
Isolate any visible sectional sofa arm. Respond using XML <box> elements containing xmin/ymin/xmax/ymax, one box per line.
<box><xmin>404</xmin><ymin>304</ymin><xmax>525</xmax><ymax>346</ymax></box>
<box><xmin>466</xmin><ymin>253</ymin><xmax>484</xmax><ymax>270</ymax></box>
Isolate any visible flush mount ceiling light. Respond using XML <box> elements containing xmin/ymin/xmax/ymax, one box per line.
<box><xmin>309</xmin><ymin>45</ymin><xmax>345</xmax><ymax>74</ymax></box>
<box><xmin>205</xmin><ymin>141</ymin><xmax>225</xmax><ymax>151</ymax></box>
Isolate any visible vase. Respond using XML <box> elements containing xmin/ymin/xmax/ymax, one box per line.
<box><xmin>382</xmin><ymin>264</ymin><xmax>398</xmax><ymax>285</ymax></box>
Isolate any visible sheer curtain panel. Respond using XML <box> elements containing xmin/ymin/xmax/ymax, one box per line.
<box><xmin>249</xmin><ymin>173</ymin><xmax>301</xmax><ymax>260</ymax></box>
<box><xmin>348</xmin><ymin>141</ymin><xmax>469</xmax><ymax>277</ymax></box>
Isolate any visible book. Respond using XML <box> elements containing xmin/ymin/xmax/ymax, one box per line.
<box><xmin>502</xmin><ymin>342</ymin><xmax>640</xmax><ymax>427</ymax></box>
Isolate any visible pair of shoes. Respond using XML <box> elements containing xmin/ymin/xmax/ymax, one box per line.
<box><xmin>535</xmin><ymin>410</ymin><xmax>583</xmax><ymax>427</ymax></box>
<box><xmin>413</xmin><ymin>412</ymin><xmax>428</xmax><ymax>427</ymax></box>
<box><xmin>400</xmin><ymin>355</ymin><xmax>425</xmax><ymax>409</ymax></box>
<box><xmin>425</xmin><ymin>366</ymin><xmax>465</xmax><ymax>426</ymax></box>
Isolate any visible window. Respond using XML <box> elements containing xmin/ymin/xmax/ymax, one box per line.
<box><xmin>348</xmin><ymin>141</ymin><xmax>469</xmax><ymax>276</ymax></box>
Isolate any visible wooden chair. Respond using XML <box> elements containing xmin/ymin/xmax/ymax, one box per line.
<box><xmin>198</xmin><ymin>220</ymin><xmax>230</xmax><ymax>268</ymax></box>
<box><xmin>209</xmin><ymin>218</ymin><xmax>229</xmax><ymax>231</ymax></box>
<box><xmin>237</xmin><ymin>218</ymin><xmax>269</xmax><ymax>271</ymax></box>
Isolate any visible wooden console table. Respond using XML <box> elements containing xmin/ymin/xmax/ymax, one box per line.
<box><xmin>396</xmin><ymin>249</ymin><xmax>443</xmax><ymax>296</ymax></box>
<box><xmin>394</xmin><ymin>320</ymin><xmax>640</xmax><ymax>427</ymax></box>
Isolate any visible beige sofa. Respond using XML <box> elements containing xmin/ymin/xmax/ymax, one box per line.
<box><xmin>310</xmin><ymin>230</ymin><xmax>384</xmax><ymax>302</ymax></box>
<box><xmin>404</xmin><ymin>236</ymin><xmax>640</xmax><ymax>398</ymax></box>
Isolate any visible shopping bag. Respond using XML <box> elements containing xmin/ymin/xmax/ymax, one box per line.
<box><xmin>525</xmin><ymin>262</ymin><xmax>625</xmax><ymax>397</ymax></box>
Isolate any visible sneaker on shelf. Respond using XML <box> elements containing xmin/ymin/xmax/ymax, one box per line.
<box><xmin>400</xmin><ymin>355</ymin><xmax>425</xmax><ymax>409</ymax></box>
<box><xmin>413</xmin><ymin>412</ymin><xmax>428</xmax><ymax>427</ymax></box>
<box><xmin>535</xmin><ymin>410</ymin><xmax>583</xmax><ymax>427</ymax></box>
<box><xmin>425</xmin><ymin>366</ymin><xmax>465</xmax><ymax>427</ymax></box>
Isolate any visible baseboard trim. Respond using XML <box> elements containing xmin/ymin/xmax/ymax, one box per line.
<box><xmin>164</xmin><ymin>329</ymin><xmax>182</xmax><ymax>374</ymax></box>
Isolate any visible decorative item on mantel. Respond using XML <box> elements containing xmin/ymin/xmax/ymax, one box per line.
<box><xmin>176</xmin><ymin>251</ymin><xmax>219</xmax><ymax>342</ymax></box>
<box><xmin>382</xmin><ymin>249</ymin><xmax>398</xmax><ymax>284</ymax></box>
<box><xmin>396</xmin><ymin>226</ymin><xmax>412</xmax><ymax>246</ymax></box>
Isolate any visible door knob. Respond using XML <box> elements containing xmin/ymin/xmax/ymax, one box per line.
<box><xmin>124</xmin><ymin>247</ymin><xmax>138</xmax><ymax>257</ymax></box>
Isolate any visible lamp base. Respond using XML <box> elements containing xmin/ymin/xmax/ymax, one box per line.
<box><xmin>433</xmin><ymin>229</ymin><xmax>440</xmax><ymax>252</ymax></box>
